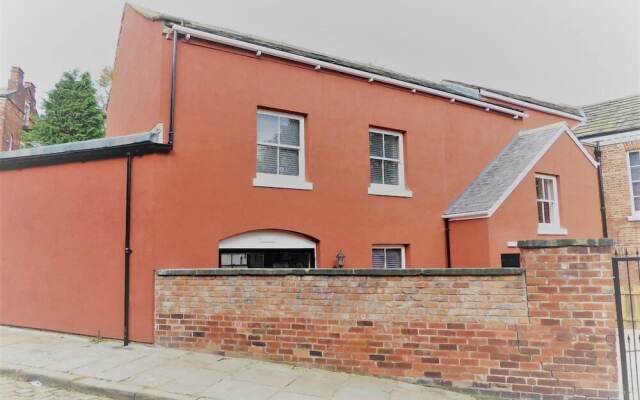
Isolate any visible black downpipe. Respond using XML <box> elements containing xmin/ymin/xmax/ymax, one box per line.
<box><xmin>594</xmin><ymin>143</ymin><xmax>608</xmax><ymax>237</ymax></box>
<box><xmin>168</xmin><ymin>30</ymin><xmax>178</xmax><ymax>146</ymax></box>
<box><xmin>444</xmin><ymin>218</ymin><xmax>452</xmax><ymax>268</ymax></box>
<box><xmin>123</xmin><ymin>153</ymin><xmax>133</xmax><ymax>346</ymax></box>
<box><xmin>122</xmin><ymin>30</ymin><xmax>178</xmax><ymax>346</ymax></box>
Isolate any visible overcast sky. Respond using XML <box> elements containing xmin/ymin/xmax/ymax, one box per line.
<box><xmin>1</xmin><ymin>0</ymin><xmax>638</xmax><ymax>110</ymax></box>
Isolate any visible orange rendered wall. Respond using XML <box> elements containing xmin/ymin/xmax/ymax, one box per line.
<box><xmin>106</xmin><ymin>6</ymin><xmax>170</xmax><ymax>136</ymax></box>
<box><xmin>449</xmin><ymin>218</ymin><xmax>490</xmax><ymax>267</ymax></box>
<box><xmin>0</xmin><ymin>159</ymin><xmax>126</xmax><ymax>338</ymax></box>
<box><xmin>0</xmin><ymin>6</ymin><xmax>603</xmax><ymax>343</ymax></box>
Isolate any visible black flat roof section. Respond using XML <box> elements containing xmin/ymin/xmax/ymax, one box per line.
<box><xmin>0</xmin><ymin>125</ymin><xmax>171</xmax><ymax>171</ymax></box>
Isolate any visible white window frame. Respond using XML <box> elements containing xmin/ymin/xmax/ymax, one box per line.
<box><xmin>368</xmin><ymin>128</ymin><xmax>412</xmax><ymax>198</ymax></box>
<box><xmin>253</xmin><ymin>109</ymin><xmax>313</xmax><ymax>190</ymax></box>
<box><xmin>371</xmin><ymin>245</ymin><xmax>406</xmax><ymax>269</ymax></box>
<box><xmin>535</xmin><ymin>174</ymin><xmax>567</xmax><ymax>235</ymax></box>
<box><xmin>627</xmin><ymin>151</ymin><xmax>640</xmax><ymax>221</ymax></box>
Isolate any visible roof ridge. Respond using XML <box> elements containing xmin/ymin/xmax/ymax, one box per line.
<box><xmin>441</xmin><ymin>79</ymin><xmax>582</xmax><ymax>117</ymax></box>
<box><xmin>126</xmin><ymin>3</ymin><xmax>527</xmax><ymax>116</ymax></box>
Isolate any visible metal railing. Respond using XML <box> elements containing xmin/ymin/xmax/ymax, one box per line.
<box><xmin>614</xmin><ymin>250</ymin><xmax>640</xmax><ymax>400</ymax></box>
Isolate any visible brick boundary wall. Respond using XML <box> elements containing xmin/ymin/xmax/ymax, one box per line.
<box><xmin>155</xmin><ymin>239</ymin><xmax>618</xmax><ymax>399</ymax></box>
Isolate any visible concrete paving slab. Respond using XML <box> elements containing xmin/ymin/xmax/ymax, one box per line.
<box><xmin>332</xmin><ymin>385</ymin><xmax>391</xmax><ymax>400</ymax></box>
<box><xmin>282</xmin><ymin>375</ymin><xmax>341</xmax><ymax>398</ymax></box>
<box><xmin>200</xmin><ymin>378</ymin><xmax>280</xmax><ymax>400</ymax></box>
<box><xmin>230</xmin><ymin>364</ymin><xmax>299</xmax><ymax>388</ymax></box>
<box><xmin>270</xmin><ymin>392</ymin><xmax>325</xmax><ymax>400</ymax></box>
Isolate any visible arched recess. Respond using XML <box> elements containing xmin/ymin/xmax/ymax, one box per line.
<box><xmin>219</xmin><ymin>230</ymin><xmax>317</xmax><ymax>268</ymax></box>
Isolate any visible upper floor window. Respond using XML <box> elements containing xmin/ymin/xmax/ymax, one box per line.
<box><xmin>368</xmin><ymin>128</ymin><xmax>412</xmax><ymax>197</ymax></box>
<box><xmin>535</xmin><ymin>174</ymin><xmax>566</xmax><ymax>235</ymax></box>
<box><xmin>628</xmin><ymin>151</ymin><xmax>640</xmax><ymax>218</ymax></box>
<box><xmin>253</xmin><ymin>110</ymin><xmax>312</xmax><ymax>190</ymax></box>
<box><xmin>372</xmin><ymin>245</ymin><xmax>405</xmax><ymax>269</ymax></box>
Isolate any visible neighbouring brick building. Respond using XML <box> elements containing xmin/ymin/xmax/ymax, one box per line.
<box><xmin>576</xmin><ymin>95</ymin><xmax>640</xmax><ymax>250</ymax></box>
<box><xmin>0</xmin><ymin>66</ymin><xmax>37</xmax><ymax>151</ymax></box>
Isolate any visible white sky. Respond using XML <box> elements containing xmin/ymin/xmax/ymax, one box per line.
<box><xmin>1</xmin><ymin>0</ymin><xmax>638</xmax><ymax>111</ymax></box>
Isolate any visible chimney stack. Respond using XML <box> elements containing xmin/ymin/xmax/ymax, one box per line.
<box><xmin>8</xmin><ymin>66</ymin><xmax>24</xmax><ymax>91</ymax></box>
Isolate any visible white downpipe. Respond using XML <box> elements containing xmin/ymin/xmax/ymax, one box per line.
<box><xmin>171</xmin><ymin>24</ymin><xmax>528</xmax><ymax>119</ymax></box>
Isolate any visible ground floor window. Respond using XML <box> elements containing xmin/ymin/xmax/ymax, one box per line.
<box><xmin>372</xmin><ymin>246</ymin><xmax>405</xmax><ymax>269</ymax></box>
<box><xmin>219</xmin><ymin>249</ymin><xmax>314</xmax><ymax>268</ymax></box>
<box><xmin>219</xmin><ymin>230</ymin><xmax>316</xmax><ymax>268</ymax></box>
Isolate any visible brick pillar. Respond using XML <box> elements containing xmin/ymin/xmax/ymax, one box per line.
<box><xmin>518</xmin><ymin>238</ymin><xmax>618</xmax><ymax>399</ymax></box>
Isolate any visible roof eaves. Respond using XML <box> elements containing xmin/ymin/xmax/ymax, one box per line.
<box><xmin>128</xmin><ymin>4</ymin><xmax>525</xmax><ymax>118</ymax></box>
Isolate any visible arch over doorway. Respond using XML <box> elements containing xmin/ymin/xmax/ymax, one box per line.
<box><xmin>218</xmin><ymin>230</ymin><xmax>317</xmax><ymax>268</ymax></box>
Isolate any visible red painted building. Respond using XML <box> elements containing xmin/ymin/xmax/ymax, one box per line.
<box><xmin>0</xmin><ymin>4</ymin><xmax>601</xmax><ymax>343</ymax></box>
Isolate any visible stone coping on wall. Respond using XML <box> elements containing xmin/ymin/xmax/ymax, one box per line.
<box><xmin>155</xmin><ymin>267</ymin><xmax>523</xmax><ymax>277</ymax></box>
<box><xmin>517</xmin><ymin>238</ymin><xmax>614</xmax><ymax>248</ymax></box>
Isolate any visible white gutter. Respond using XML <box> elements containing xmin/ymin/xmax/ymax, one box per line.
<box><xmin>580</xmin><ymin>129</ymin><xmax>640</xmax><ymax>146</ymax></box>
<box><xmin>479</xmin><ymin>89</ymin><xmax>584</xmax><ymax>122</ymax></box>
<box><xmin>442</xmin><ymin>210</ymin><xmax>490</xmax><ymax>221</ymax></box>
<box><xmin>171</xmin><ymin>24</ymin><xmax>528</xmax><ymax>119</ymax></box>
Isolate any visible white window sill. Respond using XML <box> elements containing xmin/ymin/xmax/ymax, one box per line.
<box><xmin>537</xmin><ymin>224</ymin><xmax>568</xmax><ymax>236</ymax></box>
<box><xmin>368</xmin><ymin>184</ymin><xmax>413</xmax><ymax>198</ymax></box>
<box><xmin>253</xmin><ymin>174</ymin><xmax>313</xmax><ymax>191</ymax></box>
<box><xmin>628</xmin><ymin>214</ymin><xmax>640</xmax><ymax>222</ymax></box>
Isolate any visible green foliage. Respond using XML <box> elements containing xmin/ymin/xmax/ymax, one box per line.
<box><xmin>24</xmin><ymin>70</ymin><xmax>104</xmax><ymax>146</ymax></box>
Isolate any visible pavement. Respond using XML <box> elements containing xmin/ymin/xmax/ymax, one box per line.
<box><xmin>0</xmin><ymin>375</ymin><xmax>110</xmax><ymax>399</ymax></box>
<box><xmin>0</xmin><ymin>326</ymin><xmax>475</xmax><ymax>400</ymax></box>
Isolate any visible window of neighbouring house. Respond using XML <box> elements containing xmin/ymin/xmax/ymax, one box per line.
<box><xmin>535</xmin><ymin>174</ymin><xmax>567</xmax><ymax>235</ymax></box>
<box><xmin>219</xmin><ymin>230</ymin><xmax>316</xmax><ymax>268</ymax></box>
<box><xmin>253</xmin><ymin>109</ymin><xmax>312</xmax><ymax>190</ymax></box>
<box><xmin>372</xmin><ymin>246</ymin><xmax>405</xmax><ymax>269</ymax></box>
<box><xmin>368</xmin><ymin>128</ymin><xmax>412</xmax><ymax>197</ymax></box>
<box><xmin>628</xmin><ymin>151</ymin><xmax>640</xmax><ymax>217</ymax></box>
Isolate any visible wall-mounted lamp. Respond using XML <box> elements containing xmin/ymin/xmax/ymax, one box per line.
<box><xmin>335</xmin><ymin>250</ymin><xmax>346</xmax><ymax>269</ymax></box>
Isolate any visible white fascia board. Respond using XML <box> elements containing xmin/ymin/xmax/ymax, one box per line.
<box><xmin>580</xmin><ymin>130</ymin><xmax>640</xmax><ymax>146</ymax></box>
<box><xmin>562</xmin><ymin>126</ymin><xmax>599</xmax><ymax>168</ymax></box>
<box><xmin>442</xmin><ymin>211</ymin><xmax>490</xmax><ymax>221</ymax></box>
<box><xmin>479</xmin><ymin>89</ymin><xmax>584</xmax><ymax>122</ymax></box>
<box><xmin>171</xmin><ymin>24</ymin><xmax>528</xmax><ymax>119</ymax></box>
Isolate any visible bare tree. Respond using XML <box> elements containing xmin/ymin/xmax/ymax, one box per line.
<box><xmin>97</xmin><ymin>66</ymin><xmax>113</xmax><ymax>112</ymax></box>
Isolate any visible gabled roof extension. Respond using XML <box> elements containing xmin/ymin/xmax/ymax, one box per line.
<box><xmin>573</xmin><ymin>94</ymin><xmax>640</xmax><ymax>138</ymax></box>
<box><xmin>129</xmin><ymin>4</ymin><xmax>526</xmax><ymax>118</ymax></box>
<box><xmin>442</xmin><ymin>80</ymin><xmax>584</xmax><ymax>121</ymax></box>
<box><xmin>443</xmin><ymin>122</ymin><xmax>597</xmax><ymax>220</ymax></box>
